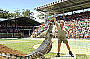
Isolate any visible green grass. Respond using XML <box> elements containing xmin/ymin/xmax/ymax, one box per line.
<box><xmin>76</xmin><ymin>54</ymin><xmax>90</xmax><ymax>59</ymax></box>
<box><xmin>0</xmin><ymin>39</ymin><xmax>90</xmax><ymax>59</ymax></box>
<box><xmin>1</xmin><ymin>39</ymin><xmax>56</xmax><ymax>58</ymax></box>
<box><xmin>4</xmin><ymin>40</ymin><xmax>42</xmax><ymax>54</ymax></box>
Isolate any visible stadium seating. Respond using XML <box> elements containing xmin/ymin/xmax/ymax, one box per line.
<box><xmin>31</xmin><ymin>11</ymin><xmax>90</xmax><ymax>39</ymax></box>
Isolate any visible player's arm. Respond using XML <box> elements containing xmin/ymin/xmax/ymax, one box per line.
<box><xmin>54</xmin><ymin>19</ymin><xmax>58</xmax><ymax>27</ymax></box>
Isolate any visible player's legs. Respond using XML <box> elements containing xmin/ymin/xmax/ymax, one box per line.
<box><xmin>58</xmin><ymin>42</ymin><xmax>61</xmax><ymax>53</ymax></box>
<box><xmin>65</xmin><ymin>42</ymin><xmax>74</xmax><ymax>57</ymax></box>
<box><xmin>63</xmin><ymin>39</ymin><xmax>74</xmax><ymax>57</ymax></box>
<box><xmin>56</xmin><ymin>39</ymin><xmax>62</xmax><ymax>57</ymax></box>
<box><xmin>65</xmin><ymin>42</ymin><xmax>70</xmax><ymax>51</ymax></box>
<box><xmin>63</xmin><ymin>38</ymin><xmax>70</xmax><ymax>50</ymax></box>
<box><xmin>62</xmin><ymin>38</ymin><xmax>70</xmax><ymax>50</ymax></box>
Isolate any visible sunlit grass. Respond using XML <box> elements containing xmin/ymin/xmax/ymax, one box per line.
<box><xmin>4</xmin><ymin>40</ymin><xmax>42</xmax><ymax>54</ymax></box>
<box><xmin>1</xmin><ymin>39</ymin><xmax>56</xmax><ymax>58</ymax></box>
<box><xmin>0</xmin><ymin>39</ymin><xmax>90</xmax><ymax>59</ymax></box>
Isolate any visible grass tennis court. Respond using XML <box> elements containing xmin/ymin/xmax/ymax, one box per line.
<box><xmin>0</xmin><ymin>38</ymin><xmax>90</xmax><ymax>59</ymax></box>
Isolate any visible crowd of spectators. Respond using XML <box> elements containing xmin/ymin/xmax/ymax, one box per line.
<box><xmin>31</xmin><ymin>11</ymin><xmax>90</xmax><ymax>39</ymax></box>
<box><xmin>58</xmin><ymin>11</ymin><xmax>90</xmax><ymax>21</ymax></box>
<box><xmin>64</xmin><ymin>19</ymin><xmax>90</xmax><ymax>38</ymax></box>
